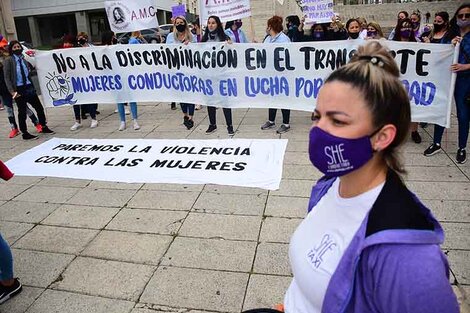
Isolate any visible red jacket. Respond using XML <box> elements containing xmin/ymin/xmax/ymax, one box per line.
<box><xmin>0</xmin><ymin>160</ymin><xmax>13</xmax><ymax>180</ymax></box>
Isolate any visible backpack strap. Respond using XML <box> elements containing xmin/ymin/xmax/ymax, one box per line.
<box><xmin>307</xmin><ymin>176</ymin><xmax>336</xmax><ymax>213</ymax></box>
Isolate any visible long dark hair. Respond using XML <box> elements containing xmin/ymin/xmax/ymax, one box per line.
<box><xmin>392</xmin><ymin>18</ymin><xmax>416</xmax><ymax>42</ymax></box>
<box><xmin>7</xmin><ymin>40</ymin><xmax>21</xmax><ymax>55</ymax></box>
<box><xmin>202</xmin><ymin>15</ymin><xmax>228</xmax><ymax>42</ymax></box>
<box><xmin>446</xmin><ymin>3</ymin><xmax>470</xmax><ymax>41</ymax></box>
<box><xmin>101</xmin><ymin>30</ymin><xmax>115</xmax><ymax>45</ymax></box>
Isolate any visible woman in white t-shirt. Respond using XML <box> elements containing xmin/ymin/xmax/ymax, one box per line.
<box><xmin>243</xmin><ymin>41</ymin><xmax>458</xmax><ymax>313</ymax></box>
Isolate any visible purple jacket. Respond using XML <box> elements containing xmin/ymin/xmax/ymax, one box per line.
<box><xmin>306</xmin><ymin>170</ymin><xmax>459</xmax><ymax>313</ymax></box>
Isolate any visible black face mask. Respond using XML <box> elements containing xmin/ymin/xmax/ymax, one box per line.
<box><xmin>12</xmin><ymin>49</ymin><xmax>22</xmax><ymax>56</ymax></box>
<box><xmin>176</xmin><ymin>24</ymin><xmax>186</xmax><ymax>33</ymax></box>
<box><xmin>433</xmin><ymin>23</ymin><xmax>444</xmax><ymax>32</ymax></box>
<box><xmin>349</xmin><ymin>32</ymin><xmax>359</xmax><ymax>39</ymax></box>
<box><xmin>78</xmin><ymin>38</ymin><xmax>87</xmax><ymax>45</ymax></box>
<box><xmin>112</xmin><ymin>37</ymin><xmax>118</xmax><ymax>45</ymax></box>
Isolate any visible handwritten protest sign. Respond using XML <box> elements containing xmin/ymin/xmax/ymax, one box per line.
<box><xmin>172</xmin><ymin>4</ymin><xmax>186</xmax><ymax>18</ymax></box>
<box><xmin>36</xmin><ymin>40</ymin><xmax>457</xmax><ymax>127</ymax></box>
<box><xmin>301</xmin><ymin>0</ymin><xmax>335</xmax><ymax>24</ymax></box>
<box><xmin>5</xmin><ymin>138</ymin><xmax>288</xmax><ymax>190</ymax></box>
<box><xmin>199</xmin><ymin>0</ymin><xmax>251</xmax><ymax>23</ymax></box>
<box><xmin>105</xmin><ymin>0</ymin><xmax>158</xmax><ymax>33</ymax></box>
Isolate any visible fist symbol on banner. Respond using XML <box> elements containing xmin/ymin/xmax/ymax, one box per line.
<box><xmin>47</xmin><ymin>75</ymin><xmax>69</xmax><ymax>100</ymax></box>
<box><xmin>45</xmin><ymin>73</ymin><xmax>77</xmax><ymax>106</ymax></box>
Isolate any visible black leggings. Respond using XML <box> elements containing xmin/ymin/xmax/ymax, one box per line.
<box><xmin>207</xmin><ymin>106</ymin><xmax>232</xmax><ymax>126</ymax></box>
<box><xmin>269</xmin><ymin>108</ymin><xmax>290</xmax><ymax>124</ymax></box>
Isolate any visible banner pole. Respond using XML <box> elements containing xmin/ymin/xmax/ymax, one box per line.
<box><xmin>249</xmin><ymin>16</ymin><xmax>256</xmax><ymax>42</ymax></box>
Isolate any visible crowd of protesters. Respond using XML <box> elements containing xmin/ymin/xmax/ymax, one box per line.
<box><xmin>0</xmin><ymin>5</ymin><xmax>469</xmax><ymax>161</ymax></box>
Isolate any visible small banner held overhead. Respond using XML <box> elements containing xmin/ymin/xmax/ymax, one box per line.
<box><xmin>301</xmin><ymin>0</ymin><xmax>335</xmax><ymax>24</ymax></box>
<box><xmin>105</xmin><ymin>0</ymin><xmax>158</xmax><ymax>33</ymax></box>
<box><xmin>172</xmin><ymin>4</ymin><xmax>186</xmax><ymax>18</ymax></box>
<box><xmin>199</xmin><ymin>0</ymin><xmax>251</xmax><ymax>23</ymax></box>
<box><xmin>5</xmin><ymin>138</ymin><xmax>288</xmax><ymax>190</ymax></box>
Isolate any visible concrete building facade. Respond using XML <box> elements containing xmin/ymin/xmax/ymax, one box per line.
<box><xmin>8</xmin><ymin>0</ymin><xmax>183</xmax><ymax>47</ymax></box>
<box><xmin>2</xmin><ymin>0</ymin><xmax>466</xmax><ymax>47</ymax></box>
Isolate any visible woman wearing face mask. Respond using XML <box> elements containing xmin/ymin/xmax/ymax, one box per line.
<box><xmin>410</xmin><ymin>12</ymin><xmax>424</xmax><ymax>39</ymax></box>
<box><xmin>70</xmin><ymin>32</ymin><xmax>99</xmax><ymax>131</ymax></box>
<box><xmin>421</xmin><ymin>12</ymin><xmax>453</xmax><ymax>158</ymax></box>
<box><xmin>391</xmin><ymin>18</ymin><xmax>422</xmax><ymax>144</ymax></box>
<box><xmin>365</xmin><ymin>21</ymin><xmax>384</xmax><ymax>40</ymax></box>
<box><xmin>225</xmin><ymin>19</ymin><xmax>249</xmax><ymax>43</ymax></box>
<box><xmin>345</xmin><ymin>18</ymin><xmax>361</xmax><ymax>40</ymax></box>
<box><xmin>304</xmin><ymin>23</ymin><xmax>329</xmax><ymax>42</ymax></box>
<box><xmin>285</xmin><ymin>15</ymin><xmax>303</xmax><ymax>43</ymax></box>
<box><xmin>388</xmin><ymin>10</ymin><xmax>409</xmax><ymax>40</ymax></box>
<box><xmin>201</xmin><ymin>15</ymin><xmax>235</xmax><ymax>135</ymax></box>
<box><xmin>167</xmin><ymin>16</ymin><xmax>197</xmax><ymax>130</ymax></box>
<box><xmin>425</xmin><ymin>4</ymin><xmax>470</xmax><ymax>163</ymax></box>
<box><xmin>278</xmin><ymin>41</ymin><xmax>459</xmax><ymax>313</ymax></box>
<box><xmin>260</xmin><ymin>16</ymin><xmax>292</xmax><ymax>134</ymax></box>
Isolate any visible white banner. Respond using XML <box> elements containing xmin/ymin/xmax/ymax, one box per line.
<box><xmin>302</xmin><ymin>0</ymin><xmax>335</xmax><ymax>24</ymax></box>
<box><xmin>36</xmin><ymin>40</ymin><xmax>457</xmax><ymax>127</ymax></box>
<box><xmin>5</xmin><ymin>138</ymin><xmax>288</xmax><ymax>190</ymax></box>
<box><xmin>199</xmin><ymin>0</ymin><xmax>251</xmax><ymax>24</ymax></box>
<box><xmin>105</xmin><ymin>0</ymin><xmax>158</xmax><ymax>33</ymax></box>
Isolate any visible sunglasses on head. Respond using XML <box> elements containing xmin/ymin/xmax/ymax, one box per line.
<box><xmin>457</xmin><ymin>13</ymin><xmax>470</xmax><ymax>19</ymax></box>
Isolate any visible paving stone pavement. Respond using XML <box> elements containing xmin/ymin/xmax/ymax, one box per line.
<box><xmin>0</xmin><ymin>103</ymin><xmax>468</xmax><ymax>313</ymax></box>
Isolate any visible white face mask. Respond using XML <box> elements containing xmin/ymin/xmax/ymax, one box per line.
<box><xmin>457</xmin><ymin>19</ymin><xmax>470</xmax><ymax>28</ymax></box>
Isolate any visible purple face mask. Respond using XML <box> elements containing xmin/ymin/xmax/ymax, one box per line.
<box><xmin>309</xmin><ymin>127</ymin><xmax>374</xmax><ymax>177</ymax></box>
<box><xmin>400</xmin><ymin>30</ymin><xmax>412</xmax><ymax>38</ymax></box>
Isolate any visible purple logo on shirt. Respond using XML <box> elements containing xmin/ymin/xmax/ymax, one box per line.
<box><xmin>307</xmin><ymin>234</ymin><xmax>337</xmax><ymax>269</ymax></box>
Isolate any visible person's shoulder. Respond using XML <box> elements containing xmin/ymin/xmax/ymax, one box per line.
<box><xmin>166</xmin><ymin>33</ymin><xmax>175</xmax><ymax>43</ymax></box>
<box><xmin>279</xmin><ymin>32</ymin><xmax>291</xmax><ymax>42</ymax></box>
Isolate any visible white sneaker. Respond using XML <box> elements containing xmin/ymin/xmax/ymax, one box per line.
<box><xmin>125</xmin><ymin>109</ymin><xmax>130</xmax><ymax>115</ymax></box>
<box><xmin>70</xmin><ymin>122</ymin><xmax>81</xmax><ymax>131</ymax></box>
<box><xmin>114</xmin><ymin>109</ymin><xmax>119</xmax><ymax>113</ymax></box>
<box><xmin>118</xmin><ymin>121</ymin><xmax>126</xmax><ymax>131</ymax></box>
<box><xmin>133</xmin><ymin>120</ymin><xmax>141</xmax><ymax>130</ymax></box>
<box><xmin>90</xmin><ymin>119</ymin><xmax>98</xmax><ymax>128</ymax></box>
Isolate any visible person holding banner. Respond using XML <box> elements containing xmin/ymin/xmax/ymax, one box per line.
<box><xmin>261</xmin><ymin>16</ymin><xmax>292</xmax><ymax>134</ymax></box>
<box><xmin>285</xmin><ymin>16</ymin><xmax>303</xmax><ymax>43</ymax></box>
<box><xmin>302</xmin><ymin>23</ymin><xmax>330</xmax><ymax>42</ymax></box>
<box><xmin>225</xmin><ymin>20</ymin><xmax>249</xmax><ymax>43</ymax></box>
<box><xmin>117</xmin><ymin>31</ymin><xmax>141</xmax><ymax>131</ymax></box>
<box><xmin>70</xmin><ymin>32</ymin><xmax>99</xmax><ymax>131</ymax></box>
<box><xmin>427</xmin><ymin>4</ymin><xmax>470</xmax><ymax>163</ymax></box>
<box><xmin>3</xmin><ymin>41</ymin><xmax>54</xmax><ymax>140</ymax></box>
<box><xmin>365</xmin><ymin>22</ymin><xmax>384</xmax><ymax>40</ymax></box>
<box><xmin>279</xmin><ymin>41</ymin><xmax>459</xmax><ymax>313</ymax></box>
<box><xmin>391</xmin><ymin>18</ymin><xmax>422</xmax><ymax>144</ymax></box>
<box><xmin>345</xmin><ymin>18</ymin><xmax>361</xmax><ymax>40</ymax></box>
<box><xmin>388</xmin><ymin>10</ymin><xmax>409</xmax><ymax>40</ymax></box>
<box><xmin>201</xmin><ymin>15</ymin><xmax>235</xmax><ymax>135</ymax></box>
<box><xmin>166</xmin><ymin>16</ymin><xmax>197</xmax><ymax>130</ymax></box>
<box><xmin>422</xmin><ymin>11</ymin><xmax>452</xmax><ymax>157</ymax></box>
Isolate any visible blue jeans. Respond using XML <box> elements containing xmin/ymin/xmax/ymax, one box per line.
<box><xmin>455</xmin><ymin>75</ymin><xmax>470</xmax><ymax>149</ymax></box>
<box><xmin>0</xmin><ymin>233</ymin><xmax>13</xmax><ymax>281</ymax></box>
<box><xmin>117</xmin><ymin>102</ymin><xmax>137</xmax><ymax>121</ymax></box>
<box><xmin>433</xmin><ymin>75</ymin><xmax>470</xmax><ymax>148</ymax></box>
<box><xmin>180</xmin><ymin>103</ymin><xmax>195</xmax><ymax>116</ymax></box>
